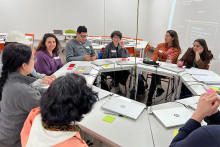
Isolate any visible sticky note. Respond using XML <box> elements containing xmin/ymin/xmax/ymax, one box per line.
<box><xmin>174</xmin><ymin>129</ymin><xmax>178</xmax><ymax>136</ymax></box>
<box><xmin>104</xmin><ymin>65</ymin><xmax>110</xmax><ymax>67</ymax></box>
<box><xmin>67</xmin><ymin>67</ymin><xmax>73</xmax><ymax>70</ymax></box>
<box><xmin>103</xmin><ymin>115</ymin><xmax>115</xmax><ymax>123</ymax></box>
<box><xmin>139</xmin><ymin>59</ymin><xmax>143</xmax><ymax>61</ymax></box>
<box><xmin>206</xmin><ymin>89</ymin><xmax>216</xmax><ymax>93</ymax></box>
<box><xmin>210</xmin><ymin>87</ymin><xmax>219</xmax><ymax>91</ymax></box>
<box><xmin>78</xmin><ymin>69</ymin><xmax>84</xmax><ymax>72</ymax></box>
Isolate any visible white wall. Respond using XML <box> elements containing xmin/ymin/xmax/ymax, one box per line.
<box><xmin>0</xmin><ymin>0</ymin><xmax>171</xmax><ymax>45</ymax></box>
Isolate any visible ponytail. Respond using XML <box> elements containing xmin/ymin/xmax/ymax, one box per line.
<box><xmin>0</xmin><ymin>69</ymin><xmax>9</xmax><ymax>100</ymax></box>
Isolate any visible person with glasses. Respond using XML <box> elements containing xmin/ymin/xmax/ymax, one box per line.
<box><xmin>65</xmin><ymin>26</ymin><xmax>96</xmax><ymax>61</ymax></box>
<box><xmin>0</xmin><ymin>43</ymin><xmax>45</xmax><ymax>147</ymax></box>
<box><xmin>147</xmin><ymin>30</ymin><xmax>181</xmax><ymax>106</ymax></box>
<box><xmin>3</xmin><ymin>31</ymin><xmax>55</xmax><ymax>86</ymax></box>
<box><xmin>101</xmin><ymin>31</ymin><xmax>129</xmax><ymax>93</ymax></box>
<box><xmin>35</xmin><ymin>33</ymin><xmax>63</xmax><ymax>75</ymax></box>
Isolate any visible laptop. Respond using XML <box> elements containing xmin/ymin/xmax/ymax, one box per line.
<box><xmin>53</xmin><ymin>30</ymin><xmax>63</xmax><ymax>35</ymax></box>
<box><xmin>101</xmin><ymin>96</ymin><xmax>146</xmax><ymax>120</ymax></box>
<box><xmin>159</xmin><ymin>64</ymin><xmax>185</xmax><ymax>73</ymax></box>
<box><xmin>91</xmin><ymin>60</ymin><xmax>115</xmax><ymax>66</ymax></box>
<box><xmin>74</xmin><ymin>66</ymin><xmax>92</xmax><ymax>75</ymax></box>
<box><xmin>115</xmin><ymin>60</ymin><xmax>135</xmax><ymax>65</ymax></box>
<box><xmin>192</xmin><ymin>74</ymin><xmax>220</xmax><ymax>85</ymax></box>
<box><xmin>152</xmin><ymin>107</ymin><xmax>193</xmax><ymax>128</ymax></box>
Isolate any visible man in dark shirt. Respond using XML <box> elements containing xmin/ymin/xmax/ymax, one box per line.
<box><xmin>170</xmin><ymin>93</ymin><xmax>220</xmax><ymax>147</ymax></box>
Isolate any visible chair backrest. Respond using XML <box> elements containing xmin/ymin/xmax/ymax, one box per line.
<box><xmin>133</xmin><ymin>38</ymin><xmax>143</xmax><ymax>41</ymax></box>
<box><xmin>53</xmin><ymin>30</ymin><xmax>63</xmax><ymax>35</ymax></box>
<box><xmin>98</xmin><ymin>52</ymin><xmax>103</xmax><ymax>59</ymax></box>
<box><xmin>207</xmin><ymin>64</ymin><xmax>210</xmax><ymax>70</ymax></box>
<box><xmin>88</xmin><ymin>36</ymin><xmax>99</xmax><ymax>37</ymax></box>
<box><xmin>126</xmin><ymin>47</ymin><xmax>135</xmax><ymax>55</ymax></box>
<box><xmin>65</xmin><ymin>30</ymin><xmax>76</xmax><ymax>34</ymax></box>
<box><xmin>100</xmin><ymin>47</ymin><xmax>105</xmax><ymax>52</ymax></box>
<box><xmin>123</xmin><ymin>37</ymin><xmax>132</xmax><ymax>39</ymax></box>
<box><xmin>0</xmin><ymin>43</ymin><xmax>4</xmax><ymax>50</ymax></box>
<box><xmin>101</xmin><ymin>36</ymin><xmax>110</xmax><ymax>38</ymax></box>
<box><xmin>25</xmin><ymin>34</ymin><xmax>34</xmax><ymax>40</ymax></box>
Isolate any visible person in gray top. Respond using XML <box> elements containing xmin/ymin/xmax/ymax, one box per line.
<box><xmin>0</xmin><ymin>43</ymin><xmax>45</xmax><ymax>147</ymax></box>
<box><xmin>102</xmin><ymin>31</ymin><xmax>128</xmax><ymax>59</ymax></box>
<box><xmin>101</xmin><ymin>31</ymin><xmax>130</xmax><ymax>93</ymax></box>
<box><xmin>66</xmin><ymin>26</ymin><xmax>96</xmax><ymax>61</ymax></box>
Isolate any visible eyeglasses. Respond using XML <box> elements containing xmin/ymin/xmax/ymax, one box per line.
<box><xmin>165</xmin><ymin>35</ymin><xmax>171</xmax><ymax>38</ymax></box>
<box><xmin>112</xmin><ymin>36</ymin><xmax>120</xmax><ymax>40</ymax></box>
<box><xmin>31</xmin><ymin>56</ymin><xmax>37</xmax><ymax>63</ymax></box>
<box><xmin>80</xmin><ymin>35</ymin><xmax>88</xmax><ymax>38</ymax></box>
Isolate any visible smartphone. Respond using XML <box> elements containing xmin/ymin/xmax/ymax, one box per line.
<box><xmin>69</xmin><ymin>64</ymin><xmax>75</xmax><ymax>67</ymax></box>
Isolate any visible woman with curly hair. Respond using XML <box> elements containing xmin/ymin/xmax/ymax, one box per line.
<box><xmin>35</xmin><ymin>33</ymin><xmax>63</xmax><ymax>75</ymax></box>
<box><xmin>177</xmin><ymin>39</ymin><xmax>213</xmax><ymax>69</ymax></box>
<box><xmin>21</xmin><ymin>73</ymin><xmax>98</xmax><ymax>146</ymax></box>
<box><xmin>177</xmin><ymin>39</ymin><xmax>213</xmax><ymax>99</ymax></box>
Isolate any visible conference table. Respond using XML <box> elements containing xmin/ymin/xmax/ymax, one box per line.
<box><xmin>48</xmin><ymin>57</ymin><xmax>220</xmax><ymax>147</ymax></box>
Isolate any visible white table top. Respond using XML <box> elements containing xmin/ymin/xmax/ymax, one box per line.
<box><xmin>77</xmin><ymin>95</ymin><xmax>154</xmax><ymax>147</ymax></box>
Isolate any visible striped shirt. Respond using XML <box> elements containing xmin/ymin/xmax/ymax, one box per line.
<box><xmin>151</xmin><ymin>43</ymin><xmax>181</xmax><ymax>64</ymax></box>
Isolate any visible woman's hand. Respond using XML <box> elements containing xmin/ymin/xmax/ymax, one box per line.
<box><xmin>192</xmin><ymin>93</ymin><xmax>220</xmax><ymax>123</ymax></box>
<box><xmin>43</xmin><ymin>75</ymin><xmax>56</xmax><ymax>85</ymax></box>
<box><xmin>195</xmin><ymin>49</ymin><xmax>203</xmax><ymax>62</ymax></box>
<box><xmin>120</xmin><ymin>40</ymin><xmax>125</xmax><ymax>48</ymax></box>
<box><xmin>177</xmin><ymin>61</ymin><xmax>184</xmax><ymax>67</ymax></box>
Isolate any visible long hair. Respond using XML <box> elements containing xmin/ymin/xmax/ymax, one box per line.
<box><xmin>194</xmin><ymin>39</ymin><xmax>213</xmax><ymax>62</ymax></box>
<box><xmin>36</xmin><ymin>33</ymin><xmax>60</xmax><ymax>55</ymax></box>
<box><xmin>167</xmin><ymin>30</ymin><xmax>181</xmax><ymax>52</ymax></box>
<box><xmin>0</xmin><ymin>43</ymin><xmax>32</xmax><ymax>100</ymax></box>
<box><xmin>40</xmin><ymin>73</ymin><xmax>98</xmax><ymax>127</ymax></box>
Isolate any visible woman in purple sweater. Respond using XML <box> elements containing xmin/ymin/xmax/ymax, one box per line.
<box><xmin>35</xmin><ymin>33</ymin><xmax>63</xmax><ymax>75</ymax></box>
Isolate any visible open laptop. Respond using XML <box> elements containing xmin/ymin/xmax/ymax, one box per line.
<box><xmin>53</xmin><ymin>30</ymin><xmax>63</xmax><ymax>35</ymax></box>
<box><xmin>101</xmin><ymin>96</ymin><xmax>146</xmax><ymax>120</ymax></box>
<box><xmin>152</xmin><ymin>107</ymin><xmax>193</xmax><ymax>128</ymax></box>
<box><xmin>91</xmin><ymin>60</ymin><xmax>115</xmax><ymax>66</ymax></box>
<box><xmin>159</xmin><ymin>64</ymin><xmax>185</xmax><ymax>73</ymax></box>
<box><xmin>74</xmin><ymin>66</ymin><xmax>92</xmax><ymax>75</ymax></box>
<box><xmin>115</xmin><ymin>60</ymin><xmax>135</xmax><ymax>65</ymax></box>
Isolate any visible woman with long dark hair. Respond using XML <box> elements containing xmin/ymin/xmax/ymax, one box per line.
<box><xmin>35</xmin><ymin>33</ymin><xmax>63</xmax><ymax>75</ymax></box>
<box><xmin>177</xmin><ymin>39</ymin><xmax>213</xmax><ymax>69</ymax></box>
<box><xmin>0</xmin><ymin>43</ymin><xmax>44</xmax><ymax>147</ymax></box>
<box><xmin>21</xmin><ymin>73</ymin><xmax>98</xmax><ymax>146</ymax></box>
<box><xmin>147</xmin><ymin>30</ymin><xmax>181</xmax><ymax>106</ymax></box>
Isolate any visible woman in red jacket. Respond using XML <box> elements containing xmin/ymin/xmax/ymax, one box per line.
<box><xmin>147</xmin><ymin>30</ymin><xmax>181</xmax><ymax>106</ymax></box>
<box><xmin>21</xmin><ymin>73</ymin><xmax>98</xmax><ymax>147</ymax></box>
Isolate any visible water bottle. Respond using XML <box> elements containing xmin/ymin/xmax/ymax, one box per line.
<box><xmin>166</xmin><ymin>49</ymin><xmax>173</xmax><ymax>64</ymax></box>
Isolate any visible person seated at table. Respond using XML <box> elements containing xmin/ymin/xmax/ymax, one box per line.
<box><xmin>4</xmin><ymin>31</ymin><xmax>55</xmax><ymax>86</ymax></box>
<box><xmin>66</xmin><ymin>26</ymin><xmax>96</xmax><ymax>62</ymax></box>
<box><xmin>35</xmin><ymin>33</ymin><xmax>63</xmax><ymax>75</ymax></box>
<box><xmin>177</xmin><ymin>39</ymin><xmax>213</xmax><ymax>98</ymax></box>
<box><xmin>170</xmin><ymin>93</ymin><xmax>220</xmax><ymax>147</ymax></box>
<box><xmin>0</xmin><ymin>43</ymin><xmax>45</xmax><ymax>147</ymax></box>
<box><xmin>21</xmin><ymin>73</ymin><xmax>98</xmax><ymax>147</ymax></box>
<box><xmin>147</xmin><ymin>30</ymin><xmax>181</xmax><ymax>106</ymax></box>
<box><xmin>101</xmin><ymin>31</ymin><xmax>130</xmax><ymax>93</ymax></box>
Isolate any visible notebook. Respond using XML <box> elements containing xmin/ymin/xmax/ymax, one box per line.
<box><xmin>192</xmin><ymin>75</ymin><xmax>220</xmax><ymax>85</ymax></box>
<box><xmin>159</xmin><ymin>64</ymin><xmax>185</xmax><ymax>73</ymax></box>
<box><xmin>115</xmin><ymin>60</ymin><xmax>135</xmax><ymax>65</ymax></box>
<box><xmin>53</xmin><ymin>30</ymin><xmax>63</xmax><ymax>35</ymax></box>
<box><xmin>152</xmin><ymin>107</ymin><xmax>193</xmax><ymax>128</ymax></box>
<box><xmin>74</xmin><ymin>66</ymin><xmax>92</xmax><ymax>75</ymax></box>
<box><xmin>101</xmin><ymin>96</ymin><xmax>146</xmax><ymax>120</ymax></box>
<box><xmin>91</xmin><ymin>60</ymin><xmax>115</xmax><ymax>66</ymax></box>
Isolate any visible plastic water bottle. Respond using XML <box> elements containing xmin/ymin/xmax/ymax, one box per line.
<box><xmin>166</xmin><ymin>49</ymin><xmax>173</xmax><ymax>64</ymax></box>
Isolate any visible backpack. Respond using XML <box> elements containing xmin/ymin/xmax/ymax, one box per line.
<box><xmin>137</xmin><ymin>74</ymin><xmax>148</xmax><ymax>95</ymax></box>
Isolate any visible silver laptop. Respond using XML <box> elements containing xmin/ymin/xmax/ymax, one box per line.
<box><xmin>101</xmin><ymin>96</ymin><xmax>146</xmax><ymax>120</ymax></box>
<box><xmin>192</xmin><ymin>74</ymin><xmax>220</xmax><ymax>85</ymax></box>
<box><xmin>115</xmin><ymin>60</ymin><xmax>135</xmax><ymax>65</ymax></box>
<box><xmin>74</xmin><ymin>66</ymin><xmax>92</xmax><ymax>75</ymax></box>
<box><xmin>91</xmin><ymin>60</ymin><xmax>115</xmax><ymax>66</ymax></box>
<box><xmin>53</xmin><ymin>30</ymin><xmax>63</xmax><ymax>35</ymax></box>
<box><xmin>152</xmin><ymin>107</ymin><xmax>193</xmax><ymax>128</ymax></box>
<box><xmin>159</xmin><ymin>64</ymin><xmax>185</xmax><ymax>73</ymax></box>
